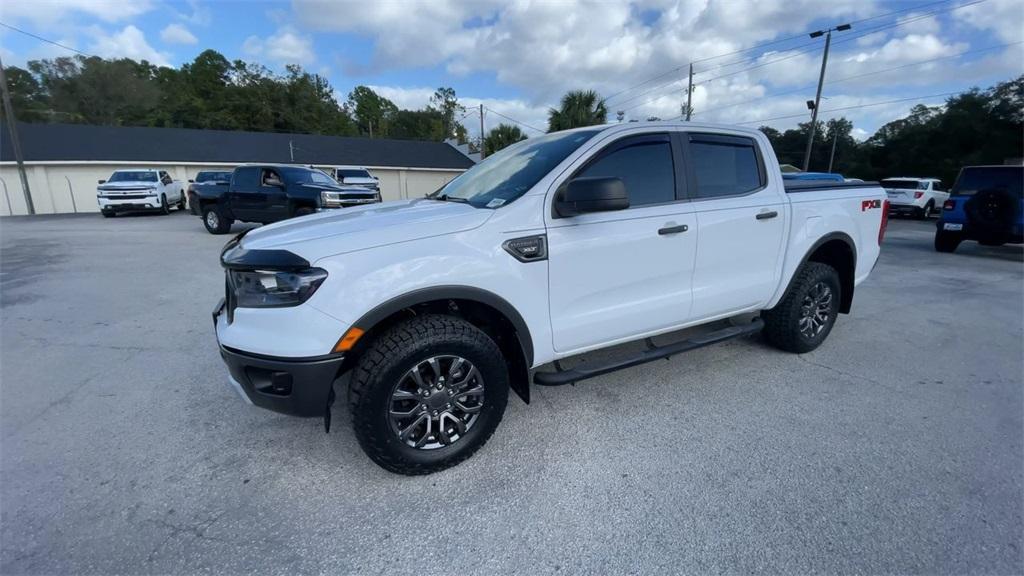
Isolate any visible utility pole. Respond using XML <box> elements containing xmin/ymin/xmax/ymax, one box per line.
<box><xmin>479</xmin><ymin>103</ymin><xmax>486</xmax><ymax>159</ymax></box>
<box><xmin>0</xmin><ymin>55</ymin><xmax>34</xmax><ymax>214</ymax></box>
<box><xmin>289</xmin><ymin>140</ymin><xmax>295</xmax><ymax>163</ymax></box>
<box><xmin>827</xmin><ymin>122</ymin><xmax>839</xmax><ymax>173</ymax></box>
<box><xmin>685</xmin><ymin>63</ymin><xmax>694</xmax><ymax>121</ymax></box>
<box><xmin>802</xmin><ymin>23</ymin><xmax>850</xmax><ymax>171</ymax></box>
<box><xmin>368</xmin><ymin>119</ymin><xmax>373</xmax><ymax>139</ymax></box>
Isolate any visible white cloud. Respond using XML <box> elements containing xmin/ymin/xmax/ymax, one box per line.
<box><xmin>178</xmin><ymin>0</ymin><xmax>212</xmax><ymax>26</ymax></box>
<box><xmin>160</xmin><ymin>23</ymin><xmax>197</xmax><ymax>46</ymax></box>
<box><xmin>956</xmin><ymin>0</ymin><xmax>1024</xmax><ymax>43</ymax></box>
<box><xmin>0</xmin><ymin>0</ymin><xmax>154</xmax><ymax>26</ymax></box>
<box><xmin>88</xmin><ymin>25</ymin><xmax>171</xmax><ymax>66</ymax></box>
<box><xmin>366</xmin><ymin>85</ymin><xmax>549</xmax><ymax>139</ymax></box>
<box><xmin>243</xmin><ymin>28</ymin><xmax>316</xmax><ymax>66</ymax></box>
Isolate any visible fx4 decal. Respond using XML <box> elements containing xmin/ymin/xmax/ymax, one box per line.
<box><xmin>861</xmin><ymin>199</ymin><xmax>882</xmax><ymax>211</ymax></box>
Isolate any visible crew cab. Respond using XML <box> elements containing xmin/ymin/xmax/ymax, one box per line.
<box><xmin>330</xmin><ymin>166</ymin><xmax>381</xmax><ymax>195</ymax></box>
<box><xmin>212</xmin><ymin>123</ymin><xmax>888</xmax><ymax>475</ymax></box>
<box><xmin>97</xmin><ymin>169</ymin><xmax>186</xmax><ymax>217</ymax></box>
<box><xmin>187</xmin><ymin>170</ymin><xmax>232</xmax><ymax>215</ymax></box>
<box><xmin>935</xmin><ymin>165</ymin><xmax>1023</xmax><ymax>252</ymax></box>
<box><xmin>882</xmin><ymin>177</ymin><xmax>947</xmax><ymax>219</ymax></box>
<box><xmin>195</xmin><ymin>164</ymin><xmax>381</xmax><ymax>234</ymax></box>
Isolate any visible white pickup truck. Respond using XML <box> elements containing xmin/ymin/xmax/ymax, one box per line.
<box><xmin>97</xmin><ymin>169</ymin><xmax>186</xmax><ymax>217</ymax></box>
<box><xmin>212</xmin><ymin>122</ymin><xmax>888</xmax><ymax>474</ymax></box>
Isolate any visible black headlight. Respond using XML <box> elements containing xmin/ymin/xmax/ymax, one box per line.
<box><xmin>228</xmin><ymin>268</ymin><xmax>327</xmax><ymax>308</ymax></box>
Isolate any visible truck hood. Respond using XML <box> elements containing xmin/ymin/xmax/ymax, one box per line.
<box><xmin>98</xmin><ymin>182</ymin><xmax>157</xmax><ymax>191</ymax></box>
<box><xmin>239</xmin><ymin>198</ymin><xmax>492</xmax><ymax>261</ymax></box>
<box><xmin>339</xmin><ymin>177</ymin><xmax>378</xmax><ymax>187</ymax></box>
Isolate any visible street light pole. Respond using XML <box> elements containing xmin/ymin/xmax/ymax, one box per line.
<box><xmin>802</xmin><ymin>23</ymin><xmax>850</xmax><ymax>172</ymax></box>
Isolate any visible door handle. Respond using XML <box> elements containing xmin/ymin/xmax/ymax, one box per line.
<box><xmin>756</xmin><ymin>211</ymin><xmax>778</xmax><ymax>220</ymax></box>
<box><xmin>658</xmin><ymin>224</ymin><xmax>689</xmax><ymax>235</ymax></box>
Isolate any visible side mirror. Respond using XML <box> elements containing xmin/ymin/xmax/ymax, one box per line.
<box><xmin>555</xmin><ymin>177</ymin><xmax>629</xmax><ymax>217</ymax></box>
<box><xmin>188</xmin><ymin>179</ymin><xmax>194</xmax><ymax>183</ymax></box>
<box><xmin>98</xmin><ymin>179</ymin><xmax>106</xmax><ymax>184</ymax></box>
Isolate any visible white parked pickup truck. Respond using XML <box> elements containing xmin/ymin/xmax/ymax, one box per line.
<box><xmin>97</xmin><ymin>169</ymin><xmax>186</xmax><ymax>217</ymax></box>
<box><xmin>212</xmin><ymin>122</ymin><xmax>888</xmax><ymax>474</ymax></box>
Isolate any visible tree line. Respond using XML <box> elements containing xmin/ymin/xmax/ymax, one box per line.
<box><xmin>4</xmin><ymin>49</ymin><xmax>1021</xmax><ymax>182</ymax></box>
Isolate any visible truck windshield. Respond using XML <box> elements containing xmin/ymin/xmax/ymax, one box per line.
<box><xmin>337</xmin><ymin>169</ymin><xmax>371</xmax><ymax>179</ymax></box>
<box><xmin>196</xmin><ymin>172</ymin><xmax>231</xmax><ymax>183</ymax></box>
<box><xmin>881</xmin><ymin>180</ymin><xmax>925</xmax><ymax>190</ymax></box>
<box><xmin>281</xmin><ymin>168</ymin><xmax>338</xmax><ymax>186</ymax></box>
<box><xmin>108</xmin><ymin>171</ymin><xmax>157</xmax><ymax>182</ymax></box>
<box><xmin>952</xmin><ymin>167</ymin><xmax>1023</xmax><ymax>197</ymax></box>
<box><xmin>430</xmin><ymin>129</ymin><xmax>600</xmax><ymax>208</ymax></box>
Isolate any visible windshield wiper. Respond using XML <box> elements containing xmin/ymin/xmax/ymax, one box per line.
<box><xmin>431</xmin><ymin>193</ymin><xmax>471</xmax><ymax>204</ymax></box>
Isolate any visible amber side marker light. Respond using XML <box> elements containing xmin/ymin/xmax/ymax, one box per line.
<box><xmin>333</xmin><ymin>327</ymin><xmax>365</xmax><ymax>353</ymax></box>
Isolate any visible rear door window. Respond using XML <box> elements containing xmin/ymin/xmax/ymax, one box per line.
<box><xmin>687</xmin><ymin>134</ymin><xmax>764</xmax><ymax>199</ymax></box>
<box><xmin>232</xmin><ymin>167</ymin><xmax>259</xmax><ymax>190</ymax></box>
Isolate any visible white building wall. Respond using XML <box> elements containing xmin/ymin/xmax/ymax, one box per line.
<box><xmin>0</xmin><ymin>163</ymin><xmax>465</xmax><ymax>215</ymax></box>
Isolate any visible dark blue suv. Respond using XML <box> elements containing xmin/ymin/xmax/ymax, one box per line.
<box><xmin>935</xmin><ymin>165</ymin><xmax>1023</xmax><ymax>253</ymax></box>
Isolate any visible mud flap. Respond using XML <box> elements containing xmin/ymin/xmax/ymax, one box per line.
<box><xmin>323</xmin><ymin>387</ymin><xmax>335</xmax><ymax>433</ymax></box>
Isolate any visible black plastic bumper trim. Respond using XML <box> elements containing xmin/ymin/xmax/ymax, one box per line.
<box><xmin>219</xmin><ymin>345</ymin><xmax>345</xmax><ymax>417</ymax></box>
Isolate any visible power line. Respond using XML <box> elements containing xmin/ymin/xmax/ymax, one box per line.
<box><xmin>727</xmin><ymin>91</ymin><xmax>962</xmax><ymax>126</ymax></box>
<box><xmin>617</xmin><ymin>0</ymin><xmax>990</xmax><ymax>117</ymax></box>
<box><xmin>691</xmin><ymin>40</ymin><xmax>1021</xmax><ymax>118</ymax></box>
<box><xmin>0</xmin><ymin>21</ymin><xmax>94</xmax><ymax>58</ymax></box>
<box><xmin>604</xmin><ymin>0</ymin><xmax>962</xmax><ymax>107</ymax></box>
<box><xmin>483</xmin><ymin>106</ymin><xmax>545</xmax><ymax>133</ymax></box>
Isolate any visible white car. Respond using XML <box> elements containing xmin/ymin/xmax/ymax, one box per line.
<box><xmin>97</xmin><ymin>169</ymin><xmax>186</xmax><ymax>217</ymax></box>
<box><xmin>881</xmin><ymin>177</ymin><xmax>948</xmax><ymax>219</ymax></box>
<box><xmin>212</xmin><ymin>122</ymin><xmax>887</xmax><ymax>474</ymax></box>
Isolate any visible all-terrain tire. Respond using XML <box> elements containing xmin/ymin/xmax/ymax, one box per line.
<box><xmin>934</xmin><ymin>229</ymin><xmax>962</xmax><ymax>253</ymax></box>
<box><xmin>347</xmin><ymin>314</ymin><xmax>509</xmax><ymax>475</ymax></box>
<box><xmin>762</xmin><ymin>262</ymin><xmax>841</xmax><ymax>354</ymax></box>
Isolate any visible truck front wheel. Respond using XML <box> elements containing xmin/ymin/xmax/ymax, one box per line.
<box><xmin>762</xmin><ymin>262</ymin><xmax>841</xmax><ymax>354</ymax></box>
<box><xmin>347</xmin><ymin>314</ymin><xmax>509</xmax><ymax>475</ymax></box>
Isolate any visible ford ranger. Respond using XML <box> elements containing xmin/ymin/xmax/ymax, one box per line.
<box><xmin>212</xmin><ymin>123</ymin><xmax>888</xmax><ymax>475</ymax></box>
<box><xmin>196</xmin><ymin>164</ymin><xmax>381</xmax><ymax>234</ymax></box>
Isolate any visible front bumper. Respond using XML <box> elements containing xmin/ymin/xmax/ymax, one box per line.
<box><xmin>213</xmin><ymin>299</ymin><xmax>345</xmax><ymax>417</ymax></box>
<box><xmin>98</xmin><ymin>195</ymin><xmax>161</xmax><ymax>211</ymax></box>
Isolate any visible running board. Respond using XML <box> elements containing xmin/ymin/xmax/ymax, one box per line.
<box><xmin>533</xmin><ymin>318</ymin><xmax>764</xmax><ymax>387</ymax></box>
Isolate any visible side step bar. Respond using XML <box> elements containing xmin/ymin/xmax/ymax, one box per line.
<box><xmin>533</xmin><ymin>318</ymin><xmax>764</xmax><ymax>387</ymax></box>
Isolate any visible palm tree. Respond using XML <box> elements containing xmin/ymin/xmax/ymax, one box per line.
<box><xmin>547</xmin><ymin>90</ymin><xmax>608</xmax><ymax>132</ymax></box>
<box><xmin>483</xmin><ymin>123</ymin><xmax>527</xmax><ymax>155</ymax></box>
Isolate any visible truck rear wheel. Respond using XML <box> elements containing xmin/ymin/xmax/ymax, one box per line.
<box><xmin>762</xmin><ymin>262</ymin><xmax>841</xmax><ymax>354</ymax></box>
<box><xmin>203</xmin><ymin>206</ymin><xmax>232</xmax><ymax>234</ymax></box>
<box><xmin>347</xmin><ymin>314</ymin><xmax>509</xmax><ymax>475</ymax></box>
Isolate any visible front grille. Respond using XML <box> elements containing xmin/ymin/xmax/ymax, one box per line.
<box><xmin>102</xmin><ymin>194</ymin><xmax>150</xmax><ymax>200</ymax></box>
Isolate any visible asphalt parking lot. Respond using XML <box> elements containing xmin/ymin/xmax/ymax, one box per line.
<box><xmin>1</xmin><ymin>211</ymin><xmax>1022</xmax><ymax>575</ymax></box>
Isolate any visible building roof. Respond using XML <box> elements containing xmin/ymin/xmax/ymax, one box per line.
<box><xmin>0</xmin><ymin>122</ymin><xmax>475</xmax><ymax>170</ymax></box>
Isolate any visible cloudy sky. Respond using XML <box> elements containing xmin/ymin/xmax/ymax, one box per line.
<box><xmin>0</xmin><ymin>0</ymin><xmax>1021</xmax><ymax>140</ymax></box>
